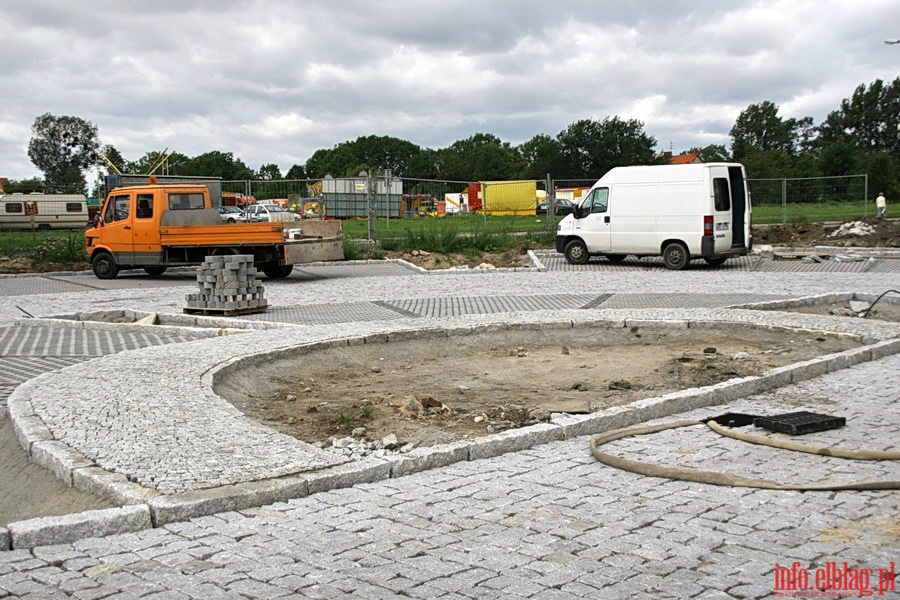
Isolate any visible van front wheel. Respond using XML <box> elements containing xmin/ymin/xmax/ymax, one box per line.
<box><xmin>563</xmin><ymin>239</ymin><xmax>589</xmax><ymax>265</ymax></box>
<box><xmin>92</xmin><ymin>252</ymin><xmax>119</xmax><ymax>279</ymax></box>
<box><xmin>662</xmin><ymin>242</ymin><xmax>689</xmax><ymax>270</ymax></box>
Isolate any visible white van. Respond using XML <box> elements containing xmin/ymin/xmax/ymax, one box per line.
<box><xmin>556</xmin><ymin>163</ymin><xmax>751</xmax><ymax>269</ymax></box>
<box><xmin>0</xmin><ymin>193</ymin><xmax>89</xmax><ymax>230</ymax></box>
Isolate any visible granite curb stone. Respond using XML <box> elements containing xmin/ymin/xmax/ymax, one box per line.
<box><xmin>2</xmin><ymin>304</ymin><xmax>899</xmax><ymax>550</ymax></box>
<box><xmin>7</xmin><ymin>505</ymin><xmax>151</xmax><ymax>549</ymax></box>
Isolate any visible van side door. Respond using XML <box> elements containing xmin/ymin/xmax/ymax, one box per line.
<box><xmin>709</xmin><ymin>166</ymin><xmax>735</xmax><ymax>254</ymax></box>
<box><xmin>574</xmin><ymin>187</ymin><xmax>611</xmax><ymax>253</ymax></box>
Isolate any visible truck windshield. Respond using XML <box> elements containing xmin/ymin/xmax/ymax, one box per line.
<box><xmin>168</xmin><ymin>193</ymin><xmax>205</xmax><ymax>210</ymax></box>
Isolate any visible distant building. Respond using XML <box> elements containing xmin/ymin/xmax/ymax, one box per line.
<box><xmin>662</xmin><ymin>151</ymin><xmax>702</xmax><ymax>164</ymax></box>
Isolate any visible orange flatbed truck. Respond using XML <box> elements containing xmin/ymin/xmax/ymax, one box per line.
<box><xmin>85</xmin><ymin>183</ymin><xmax>343</xmax><ymax>279</ymax></box>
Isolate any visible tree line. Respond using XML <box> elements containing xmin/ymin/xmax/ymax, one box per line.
<box><xmin>6</xmin><ymin>77</ymin><xmax>897</xmax><ymax>199</ymax></box>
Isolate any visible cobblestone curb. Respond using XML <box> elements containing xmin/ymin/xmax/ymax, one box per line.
<box><xmin>4</xmin><ymin>307</ymin><xmax>898</xmax><ymax>550</ymax></box>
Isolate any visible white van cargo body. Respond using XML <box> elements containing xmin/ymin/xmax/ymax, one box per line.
<box><xmin>556</xmin><ymin>163</ymin><xmax>751</xmax><ymax>269</ymax></box>
<box><xmin>0</xmin><ymin>193</ymin><xmax>89</xmax><ymax>230</ymax></box>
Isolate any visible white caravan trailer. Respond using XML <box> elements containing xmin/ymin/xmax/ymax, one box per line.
<box><xmin>0</xmin><ymin>193</ymin><xmax>89</xmax><ymax>230</ymax></box>
<box><xmin>555</xmin><ymin>163</ymin><xmax>751</xmax><ymax>269</ymax></box>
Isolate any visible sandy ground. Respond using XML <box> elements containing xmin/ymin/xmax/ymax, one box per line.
<box><xmin>0</xmin><ymin>421</ymin><xmax>113</xmax><ymax>526</ymax></box>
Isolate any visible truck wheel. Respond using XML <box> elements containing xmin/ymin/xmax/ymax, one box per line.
<box><xmin>605</xmin><ymin>254</ymin><xmax>627</xmax><ymax>263</ymax></box>
<box><xmin>662</xmin><ymin>242</ymin><xmax>690</xmax><ymax>270</ymax></box>
<box><xmin>92</xmin><ymin>252</ymin><xmax>119</xmax><ymax>279</ymax></box>
<box><xmin>144</xmin><ymin>266</ymin><xmax>167</xmax><ymax>276</ymax></box>
<box><xmin>704</xmin><ymin>257</ymin><xmax>727</xmax><ymax>267</ymax></box>
<box><xmin>563</xmin><ymin>239</ymin><xmax>589</xmax><ymax>265</ymax></box>
<box><xmin>262</xmin><ymin>264</ymin><xmax>294</xmax><ymax>279</ymax></box>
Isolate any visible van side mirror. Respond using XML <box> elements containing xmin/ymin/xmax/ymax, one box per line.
<box><xmin>573</xmin><ymin>204</ymin><xmax>587</xmax><ymax>219</ymax></box>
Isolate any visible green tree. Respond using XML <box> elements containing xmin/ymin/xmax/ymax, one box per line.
<box><xmin>101</xmin><ymin>145</ymin><xmax>127</xmax><ymax>174</ymax></box>
<box><xmin>257</xmin><ymin>163</ymin><xmax>282</xmax><ymax>180</ymax></box>
<box><xmin>517</xmin><ymin>134</ymin><xmax>565</xmax><ymax>179</ymax></box>
<box><xmin>817</xmin><ymin>78</ymin><xmax>900</xmax><ymax>156</ymax></box>
<box><xmin>862</xmin><ymin>152</ymin><xmax>898</xmax><ymax>200</ymax></box>
<box><xmin>285</xmin><ymin>164</ymin><xmax>307</xmax><ymax>180</ymax></box>
<box><xmin>730</xmin><ymin>101</ymin><xmax>812</xmax><ymax>161</ymax></box>
<box><xmin>695</xmin><ymin>144</ymin><xmax>731</xmax><ymax>163</ymax></box>
<box><xmin>557</xmin><ymin>117</ymin><xmax>658</xmax><ymax>179</ymax></box>
<box><xmin>304</xmin><ymin>135</ymin><xmax>422</xmax><ymax>178</ymax></box>
<box><xmin>738</xmin><ymin>148</ymin><xmax>793</xmax><ymax>179</ymax></box>
<box><xmin>2</xmin><ymin>177</ymin><xmax>45</xmax><ymax>193</ymax></box>
<box><xmin>181</xmin><ymin>151</ymin><xmax>254</xmax><ymax>179</ymax></box>
<box><xmin>27</xmin><ymin>113</ymin><xmax>101</xmax><ymax>194</ymax></box>
<box><xmin>443</xmin><ymin>133</ymin><xmax>524</xmax><ymax>181</ymax></box>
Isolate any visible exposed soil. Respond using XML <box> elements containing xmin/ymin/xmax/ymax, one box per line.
<box><xmin>218</xmin><ymin>327</ymin><xmax>860</xmax><ymax>449</ymax></box>
<box><xmin>752</xmin><ymin>218</ymin><xmax>898</xmax><ymax>248</ymax></box>
<box><xmin>0</xmin><ymin>421</ymin><xmax>114</xmax><ymax>526</ymax></box>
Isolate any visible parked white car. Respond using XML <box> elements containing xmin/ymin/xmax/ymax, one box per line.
<box><xmin>244</xmin><ymin>203</ymin><xmax>301</xmax><ymax>223</ymax></box>
<box><xmin>216</xmin><ymin>206</ymin><xmax>247</xmax><ymax>223</ymax></box>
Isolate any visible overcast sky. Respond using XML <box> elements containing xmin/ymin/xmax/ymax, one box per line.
<box><xmin>2</xmin><ymin>0</ymin><xmax>898</xmax><ymax>181</ymax></box>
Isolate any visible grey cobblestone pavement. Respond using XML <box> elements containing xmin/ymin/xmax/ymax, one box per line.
<box><xmin>0</xmin><ymin>255</ymin><xmax>898</xmax><ymax>598</ymax></box>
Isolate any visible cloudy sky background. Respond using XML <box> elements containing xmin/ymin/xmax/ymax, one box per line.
<box><xmin>2</xmin><ymin>0</ymin><xmax>898</xmax><ymax>180</ymax></box>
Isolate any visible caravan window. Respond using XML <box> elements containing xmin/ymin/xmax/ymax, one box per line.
<box><xmin>713</xmin><ymin>178</ymin><xmax>731</xmax><ymax>211</ymax></box>
<box><xmin>66</xmin><ymin>203</ymin><xmax>83</xmax><ymax>213</ymax></box>
<box><xmin>168</xmin><ymin>193</ymin><xmax>204</xmax><ymax>210</ymax></box>
<box><xmin>5</xmin><ymin>203</ymin><xmax>23</xmax><ymax>213</ymax></box>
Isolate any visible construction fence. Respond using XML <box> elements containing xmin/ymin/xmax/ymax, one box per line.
<box><xmin>0</xmin><ymin>173</ymin><xmax>873</xmax><ymax>231</ymax></box>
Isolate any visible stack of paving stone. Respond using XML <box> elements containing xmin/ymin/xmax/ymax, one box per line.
<box><xmin>185</xmin><ymin>255</ymin><xmax>267</xmax><ymax>313</ymax></box>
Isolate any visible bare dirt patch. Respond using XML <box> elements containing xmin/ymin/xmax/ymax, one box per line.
<box><xmin>218</xmin><ymin>327</ymin><xmax>860</xmax><ymax>449</ymax></box>
<box><xmin>0</xmin><ymin>421</ymin><xmax>114</xmax><ymax>527</ymax></box>
<box><xmin>753</xmin><ymin>218</ymin><xmax>898</xmax><ymax>248</ymax></box>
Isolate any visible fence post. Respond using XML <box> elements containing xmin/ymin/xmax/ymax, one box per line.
<box><xmin>864</xmin><ymin>174</ymin><xmax>869</xmax><ymax>218</ymax></box>
<box><xmin>546</xmin><ymin>174</ymin><xmax>554</xmax><ymax>232</ymax></box>
<box><xmin>384</xmin><ymin>169</ymin><xmax>392</xmax><ymax>229</ymax></box>
<box><xmin>366</xmin><ymin>170</ymin><xmax>377</xmax><ymax>243</ymax></box>
<box><xmin>781</xmin><ymin>178</ymin><xmax>787</xmax><ymax>224</ymax></box>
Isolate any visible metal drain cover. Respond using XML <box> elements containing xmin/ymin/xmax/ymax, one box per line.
<box><xmin>753</xmin><ymin>411</ymin><xmax>846</xmax><ymax>435</ymax></box>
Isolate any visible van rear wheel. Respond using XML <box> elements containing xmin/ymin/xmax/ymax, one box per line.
<box><xmin>144</xmin><ymin>266</ymin><xmax>167</xmax><ymax>276</ymax></box>
<box><xmin>92</xmin><ymin>252</ymin><xmax>119</xmax><ymax>279</ymax></box>
<box><xmin>605</xmin><ymin>254</ymin><xmax>627</xmax><ymax>263</ymax></box>
<box><xmin>662</xmin><ymin>242</ymin><xmax>689</xmax><ymax>270</ymax></box>
<box><xmin>563</xmin><ymin>239</ymin><xmax>589</xmax><ymax>265</ymax></box>
<box><xmin>704</xmin><ymin>257</ymin><xmax>727</xmax><ymax>267</ymax></box>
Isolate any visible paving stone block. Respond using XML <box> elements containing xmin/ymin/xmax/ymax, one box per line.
<box><xmin>466</xmin><ymin>423</ymin><xmax>564</xmax><ymax>461</ymax></box>
<box><xmin>10</xmin><ymin>414</ymin><xmax>54</xmax><ymax>455</ymax></box>
<box><xmin>0</xmin><ymin>528</ymin><xmax>8</xmax><ymax>551</ymax></box>
<box><xmin>389</xmin><ymin>442</ymin><xmax>471</xmax><ymax>478</ymax></box>
<box><xmin>8</xmin><ymin>505</ymin><xmax>151</xmax><ymax>550</ymax></box>
<box><xmin>73</xmin><ymin>467</ymin><xmax>159</xmax><ymax>506</ymax></box>
<box><xmin>305</xmin><ymin>459</ymin><xmax>393</xmax><ymax>495</ymax></box>
<box><xmin>30</xmin><ymin>441</ymin><xmax>95</xmax><ymax>486</ymax></box>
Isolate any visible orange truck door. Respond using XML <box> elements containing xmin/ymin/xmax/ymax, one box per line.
<box><xmin>100</xmin><ymin>191</ymin><xmax>136</xmax><ymax>263</ymax></box>
<box><xmin>131</xmin><ymin>191</ymin><xmax>162</xmax><ymax>264</ymax></box>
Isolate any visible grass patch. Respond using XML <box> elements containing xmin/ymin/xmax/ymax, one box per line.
<box><xmin>0</xmin><ymin>230</ymin><xmax>86</xmax><ymax>267</ymax></box>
